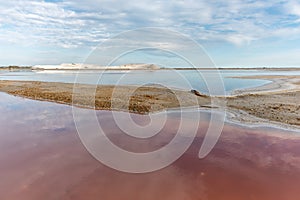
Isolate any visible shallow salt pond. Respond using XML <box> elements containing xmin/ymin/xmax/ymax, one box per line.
<box><xmin>2</xmin><ymin>69</ymin><xmax>300</xmax><ymax>94</ymax></box>
<box><xmin>0</xmin><ymin>70</ymin><xmax>278</xmax><ymax>94</ymax></box>
<box><xmin>1</xmin><ymin>92</ymin><xmax>300</xmax><ymax>200</ymax></box>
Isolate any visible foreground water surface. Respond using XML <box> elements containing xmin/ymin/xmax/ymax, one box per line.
<box><xmin>0</xmin><ymin>92</ymin><xmax>300</xmax><ymax>200</ymax></box>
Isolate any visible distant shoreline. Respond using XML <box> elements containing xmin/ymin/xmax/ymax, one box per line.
<box><xmin>170</xmin><ymin>67</ymin><xmax>300</xmax><ymax>71</ymax></box>
<box><xmin>1</xmin><ymin>65</ymin><xmax>300</xmax><ymax>71</ymax></box>
<box><xmin>231</xmin><ymin>75</ymin><xmax>300</xmax><ymax>95</ymax></box>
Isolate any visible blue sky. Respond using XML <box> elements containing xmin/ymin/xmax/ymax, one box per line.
<box><xmin>0</xmin><ymin>0</ymin><xmax>300</xmax><ymax>67</ymax></box>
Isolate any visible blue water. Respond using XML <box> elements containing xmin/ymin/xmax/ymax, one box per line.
<box><xmin>1</xmin><ymin>69</ymin><xmax>299</xmax><ymax>94</ymax></box>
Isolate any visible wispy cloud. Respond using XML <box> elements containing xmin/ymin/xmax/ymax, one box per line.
<box><xmin>0</xmin><ymin>0</ymin><xmax>300</xmax><ymax>65</ymax></box>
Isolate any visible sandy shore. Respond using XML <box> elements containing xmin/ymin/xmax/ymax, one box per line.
<box><xmin>0</xmin><ymin>80</ymin><xmax>211</xmax><ymax>114</ymax></box>
<box><xmin>0</xmin><ymin>76</ymin><xmax>299</xmax><ymax>127</ymax></box>
<box><xmin>226</xmin><ymin>75</ymin><xmax>300</xmax><ymax>127</ymax></box>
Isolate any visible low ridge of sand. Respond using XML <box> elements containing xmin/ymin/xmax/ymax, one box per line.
<box><xmin>0</xmin><ymin>81</ymin><xmax>211</xmax><ymax>114</ymax></box>
<box><xmin>0</xmin><ymin>75</ymin><xmax>299</xmax><ymax>127</ymax></box>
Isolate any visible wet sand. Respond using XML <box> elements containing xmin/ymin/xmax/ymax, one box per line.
<box><xmin>0</xmin><ymin>78</ymin><xmax>299</xmax><ymax>127</ymax></box>
<box><xmin>0</xmin><ymin>93</ymin><xmax>300</xmax><ymax>200</ymax></box>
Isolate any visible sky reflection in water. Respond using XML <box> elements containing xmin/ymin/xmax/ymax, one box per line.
<box><xmin>0</xmin><ymin>93</ymin><xmax>300</xmax><ymax>200</ymax></box>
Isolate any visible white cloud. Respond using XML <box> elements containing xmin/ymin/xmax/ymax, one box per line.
<box><xmin>286</xmin><ymin>0</ymin><xmax>300</xmax><ymax>16</ymax></box>
<box><xmin>0</xmin><ymin>0</ymin><xmax>300</xmax><ymax>65</ymax></box>
<box><xmin>1</xmin><ymin>0</ymin><xmax>299</xmax><ymax>47</ymax></box>
<box><xmin>0</xmin><ymin>0</ymin><xmax>109</xmax><ymax>47</ymax></box>
<box><xmin>225</xmin><ymin>34</ymin><xmax>255</xmax><ymax>46</ymax></box>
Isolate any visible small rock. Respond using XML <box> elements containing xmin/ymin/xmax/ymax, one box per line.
<box><xmin>191</xmin><ymin>89</ymin><xmax>206</xmax><ymax>97</ymax></box>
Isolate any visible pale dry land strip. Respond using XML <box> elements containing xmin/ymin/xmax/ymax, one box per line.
<box><xmin>0</xmin><ymin>76</ymin><xmax>299</xmax><ymax>126</ymax></box>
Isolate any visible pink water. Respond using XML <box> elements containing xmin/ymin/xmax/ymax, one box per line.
<box><xmin>0</xmin><ymin>93</ymin><xmax>300</xmax><ymax>200</ymax></box>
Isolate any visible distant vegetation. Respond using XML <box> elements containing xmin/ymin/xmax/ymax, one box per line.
<box><xmin>0</xmin><ymin>66</ymin><xmax>32</xmax><ymax>70</ymax></box>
